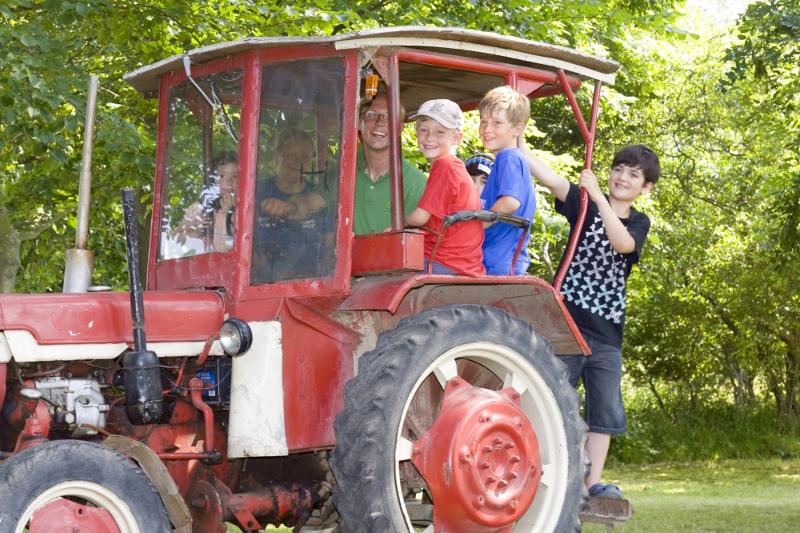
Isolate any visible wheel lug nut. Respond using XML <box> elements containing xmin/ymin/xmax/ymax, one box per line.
<box><xmin>480</xmin><ymin>461</ymin><xmax>490</xmax><ymax>470</ymax></box>
<box><xmin>505</xmin><ymin>441</ymin><xmax>515</xmax><ymax>449</ymax></box>
<box><xmin>509</xmin><ymin>455</ymin><xmax>520</xmax><ymax>464</ymax></box>
<box><xmin>493</xmin><ymin>437</ymin><xmax>503</xmax><ymax>445</ymax></box>
<box><xmin>459</xmin><ymin>446</ymin><xmax>472</xmax><ymax>464</ymax></box>
<box><xmin>497</xmin><ymin>479</ymin><xmax>509</xmax><ymax>489</ymax></box>
<box><xmin>507</xmin><ymin>471</ymin><xmax>518</xmax><ymax>480</ymax></box>
<box><xmin>485</xmin><ymin>475</ymin><xmax>496</xmax><ymax>485</ymax></box>
<box><xmin>482</xmin><ymin>445</ymin><xmax>493</xmax><ymax>453</ymax></box>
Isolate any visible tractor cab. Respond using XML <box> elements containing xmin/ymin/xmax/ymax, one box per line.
<box><xmin>124</xmin><ymin>27</ymin><xmax>618</xmax><ymax>306</ymax></box>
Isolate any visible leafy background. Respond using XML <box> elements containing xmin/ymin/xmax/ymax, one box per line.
<box><xmin>1</xmin><ymin>0</ymin><xmax>798</xmax><ymax>459</ymax></box>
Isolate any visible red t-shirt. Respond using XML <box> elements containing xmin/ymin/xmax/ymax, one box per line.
<box><xmin>417</xmin><ymin>155</ymin><xmax>486</xmax><ymax>276</ymax></box>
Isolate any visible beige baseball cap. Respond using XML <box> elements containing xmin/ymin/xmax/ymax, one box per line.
<box><xmin>410</xmin><ymin>99</ymin><xmax>464</xmax><ymax>130</ymax></box>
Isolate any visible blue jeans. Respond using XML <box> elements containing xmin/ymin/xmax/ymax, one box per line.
<box><xmin>423</xmin><ymin>259</ymin><xmax>458</xmax><ymax>275</ymax></box>
<box><xmin>561</xmin><ymin>334</ymin><xmax>627</xmax><ymax>435</ymax></box>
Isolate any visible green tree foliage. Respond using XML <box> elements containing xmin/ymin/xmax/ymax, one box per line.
<box><xmin>613</xmin><ymin>1</ymin><xmax>800</xmax><ymax>417</ymax></box>
<box><xmin>0</xmin><ymin>0</ymin><xmax>679</xmax><ymax>292</ymax></box>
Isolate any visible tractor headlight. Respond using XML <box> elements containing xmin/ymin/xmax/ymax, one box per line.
<box><xmin>219</xmin><ymin>318</ymin><xmax>252</xmax><ymax>356</ymax></box>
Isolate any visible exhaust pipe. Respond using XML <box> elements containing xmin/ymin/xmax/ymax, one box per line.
<box><xmin>63</xmin><ymin>74</ymin><xmax>99</xmax><ymax>293</ymax></box>
<box><xmin>121</xmin><ymin>188</ymin><xmax>163</xmax><ymax>425</ymax></box>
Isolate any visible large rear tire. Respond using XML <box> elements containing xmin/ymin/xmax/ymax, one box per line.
<box><xmin>0</xmin><ymin>440</ymin><xmax>171</xmax><ymax>533</ymax></box>
<box><xmin>331</xmin><ymin>304</ymin><xmax>586</xmax><ymax>532</ymax></box>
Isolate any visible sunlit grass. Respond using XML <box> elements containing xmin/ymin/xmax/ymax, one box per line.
<box><xmin>584</xmin><ymin>459</ymin><xmax>800</xmax><ymax>532</ymax></box>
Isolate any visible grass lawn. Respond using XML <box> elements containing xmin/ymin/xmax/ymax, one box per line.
<box><xmin>584</xmin><ymin>459</ymin><xmax>800</xmax><ymax>532</ymax></box>
<box><xmin>229</xmin><ymin>459</ymin><xmax>800</xmax><ymax>532</ymax></box>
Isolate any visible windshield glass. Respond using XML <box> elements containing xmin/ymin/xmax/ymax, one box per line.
<box><xmin>251</xmin><ymin>57</ymin><xmax>344</xmax><ymax>284</ymax></box>
<box><xmin>158</xmin><ymin>69</ymin><xmax>242</xmax><ymax>260</ymax></box>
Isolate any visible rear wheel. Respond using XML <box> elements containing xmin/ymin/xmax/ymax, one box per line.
<box><xmin>331</xmin><ymin>304</ymin><xmax>586</xmax><ymax>532</ymax></box>
<box><xmin>0</xmin><ymin>440</ymin><xmax>170</xmax><ymax>533</ymax></box>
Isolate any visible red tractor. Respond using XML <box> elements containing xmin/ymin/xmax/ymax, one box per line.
<box><xmin>0</xmin><ymin>27</ymin><xmax>619</xmax><ymax>532</ymax></box>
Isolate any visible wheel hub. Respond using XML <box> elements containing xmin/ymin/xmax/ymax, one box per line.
<box><xmin>29</xmin><ymin>498</ymin><xmax>121</xmax><ymax>533</ymax></box>
<box><xmin>411</xmin><ymin>377</ymin><xmax>542</xmax><ymax>532</ymax></box>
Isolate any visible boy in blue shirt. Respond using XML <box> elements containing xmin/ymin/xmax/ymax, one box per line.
<box><xmin>478</xmin><ymin>86</ymin><xmax>536</xmax><ymax>275</ymax></box>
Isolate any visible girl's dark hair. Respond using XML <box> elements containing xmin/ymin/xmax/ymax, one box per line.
<box><xmin>612</xmin><ymin>144</ymin><xmax>661</xmax><ymax>184</ymax></box>
<box><xmin>275</xmin><ymin>128</ymin><xmax>313</xmax><ymax>151</ymax></box>
<box><xmin>212</xmin><ymin>150</ymin><xmax>237</xmax><ymax>168</ymax></box>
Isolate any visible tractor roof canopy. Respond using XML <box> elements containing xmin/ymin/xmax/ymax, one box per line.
<box><xmin>125</xmin><ymin>27</ymin><xmax>620</xmax><ymax>109</ymax></box>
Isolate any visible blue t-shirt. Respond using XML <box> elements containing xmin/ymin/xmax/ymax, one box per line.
<box><xmin>480</xmin><ymin>147</ymin><xmax>536</xmax><ymax>275</ymax></box>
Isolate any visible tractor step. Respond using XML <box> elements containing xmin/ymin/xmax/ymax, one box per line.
<box><xmin>580</xmin><ymin>497</ymin><xmax>633</xmax><ymax>530</ymax></box>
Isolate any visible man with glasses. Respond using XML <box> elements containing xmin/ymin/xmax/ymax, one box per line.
<box><xmin>354</xmin><ymin>90</ymin><xmax>427</xmax><ymax>234</ymax></box>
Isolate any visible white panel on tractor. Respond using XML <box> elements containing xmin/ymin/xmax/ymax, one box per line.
<box><xmin>0</xmin><ymin>333</ymin><xmax>12</xmax><ymax>363</ymax></box>
<box><xmin>227</xmin><ymin>321</ymin><xmax>287</xmax><ymax>457</ymax></box>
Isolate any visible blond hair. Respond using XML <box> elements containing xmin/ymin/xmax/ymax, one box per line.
<box><xmin>479</xmin><ymin>86</ymin><xmax>530</xmax><ymax>126</ymax></box>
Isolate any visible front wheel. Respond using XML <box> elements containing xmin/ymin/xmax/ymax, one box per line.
<box><xmin>332</xmin><ymin>304</ymin><xmax>586</xmax><ymax>532</ymax></box>
<box><xmin>0</xmin><ymin>440</ymin><xmax>171</xmax><ymax>533</ymax></box>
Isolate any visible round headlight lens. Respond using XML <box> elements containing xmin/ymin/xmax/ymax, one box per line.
<box><xmin>219</xmin><ymin>318</ymin><xmax>252</xmax><ymax>356</ymax></box>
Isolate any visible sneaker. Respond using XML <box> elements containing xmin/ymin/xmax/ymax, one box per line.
<box><xmin>588</xmin><ymin>483</ymin><xmax>623</xmax><ymax>499</ymax></box>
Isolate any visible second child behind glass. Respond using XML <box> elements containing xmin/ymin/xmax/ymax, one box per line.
<box><xmin>404</xmin><ymin>99</ymin><xmax>485</xmax><ymax>276</ymax></box>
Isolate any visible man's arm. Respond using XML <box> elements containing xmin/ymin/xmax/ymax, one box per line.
<box><xmin>489</xmin><ymin>195</ymin><xmax>521</xmax><ymax>215</ymax></box>
<box><xmin>482</xmin><ymin>195</ymin><xmax>522</xmax><ymax>228</ymax></box>
<box><xmin>519</xmin><ymin>142</ymin><xmax>570</xmax><ymax>202</ymax></box>
<box><xmin>402</xmin><ymin>161</ymin><xmax>428</xmax><ymax>216</ymax></box>
<box><xmin>580</xmin><ymin>170</ymin><xmax>636</xmax><ymax>254</ymax></box>
<box><xmin>260</xmin><ymin>191</ymin><xmax>326</xmax><ymax>221</ymax></box>
<box><xmin>405</xmin><ymin>207</ymin><xmax>431</xmax><ymax>227</ymax></box>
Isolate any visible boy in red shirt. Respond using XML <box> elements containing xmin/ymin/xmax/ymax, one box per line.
<box><xmin>405</xmin><ymin>99</ymin><xmax>485</xmax><ymax>276</ymax></box>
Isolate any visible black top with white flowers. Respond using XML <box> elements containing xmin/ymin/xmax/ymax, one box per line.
<box><xmin>555</xmin><ymin>183</ymin><xmax>650</xmax><ymax>348</ymax></box>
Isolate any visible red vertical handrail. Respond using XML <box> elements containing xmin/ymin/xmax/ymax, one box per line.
<box><xmin>387</xmin><ymin>53</ymin><xmax>405</xmax><ymax>231</ymax></box>
<box><xmin>552</xmin><ymin>74</ymin><xmax>602</xmax><ymax>293</ymax></box>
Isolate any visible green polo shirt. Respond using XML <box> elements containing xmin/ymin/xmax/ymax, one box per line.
<box><xmin>353</xmin><ymin>148</ymin><xmax>427</xmax><ymax>235</ymax></box>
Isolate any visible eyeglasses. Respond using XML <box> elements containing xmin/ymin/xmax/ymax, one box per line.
<box><xmin>364</xmin><ymin>110</ymin><xmax>390</xmax><ymax>122</ymax></box>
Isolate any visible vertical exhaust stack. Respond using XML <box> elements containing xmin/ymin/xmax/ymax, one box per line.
<box><xmin>121</xmin><ymin>188</ymin><xmax>163</xmax><ymax>425</ymax></box>
<box><xmin>63</xmin><ymin>74</ymin><xmax>99</xmax><ymax>293</ymax></box>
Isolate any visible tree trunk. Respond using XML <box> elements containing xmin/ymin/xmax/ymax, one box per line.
<box><xmin>647</xmin><ymin>376</ymin><xmax>667</xmax><ymax>414</ymax></box>
<box><xmin>0</xmin><ymin>206</ymin><xmax>52</xmax><ymax>294</ymax></box>
<box><xmin>774</xmin><ymin>327</ymin><xmax>800</xmax><ymax>417</ymax></box>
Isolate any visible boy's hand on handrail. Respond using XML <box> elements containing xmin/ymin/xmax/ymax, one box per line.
<box><xmin>579</xmin><ymin>169</ymin><xmax>604</xmax><ymax>203</ymax></box>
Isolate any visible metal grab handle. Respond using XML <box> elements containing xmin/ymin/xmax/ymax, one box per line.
<box><xmin>442</xmin><ymin>210</ymin><xmax>531</xmax><ymax>230</ymax></box>
<box><xmin>429</xmin><ymin>210</ymin><xmax>532</xmax><ymax>275</ymax></box>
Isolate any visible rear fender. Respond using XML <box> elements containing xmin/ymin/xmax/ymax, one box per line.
<box><xmin>337</xmin><ymin>274</ymin><xmax>589</xmax><ymax>356</ymax></box>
